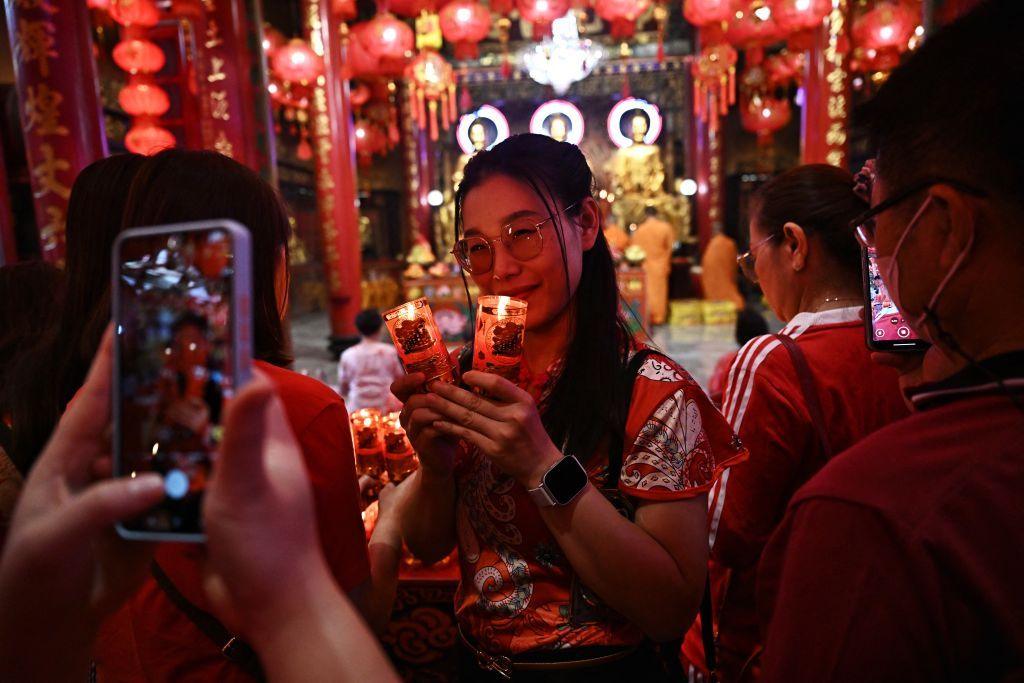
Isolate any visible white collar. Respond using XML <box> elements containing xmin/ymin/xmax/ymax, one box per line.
<box><xmin>785</xmin><ymin>305</ymin><xmax>862</xmax><ymax>335</ymax></box>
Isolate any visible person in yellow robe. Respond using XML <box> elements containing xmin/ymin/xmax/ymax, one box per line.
<box><xmin>630</xmin><ymin>205</ymin><xmax>674</xmax><ymax>325</ymax></box>
<box><xmin>700</xmin><ymin>231</ymin><xmax>746</xmax><ymax>309</ymax></box>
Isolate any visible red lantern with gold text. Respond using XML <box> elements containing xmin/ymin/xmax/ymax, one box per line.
<box><xmin>595</xmin><ymin>0</ymin><xmax>652</xmax><ymax>39</ymax></box>
<box><xmin>272</xmin><ymin>39</ymin><xmax>323</xmax><ymax>84</ymax></box>
<box><xmin>405</xmin><ymin>50</ymin><xmax>456</xmax><ymax>141</ymax></box>
<box><xmin>683</xmin><ymin>0</ymin><xmax>731</xmax><ymax>26</ymax></box>
<box><xmin>119</xmin><ymin>77</ymin><xmax>171</xmax><ymax>117</ymax></box>
<box><xmin>691</xmin><ymin>42</ymin><xmax>737</xmax><ymax>132</ymax></box>
<box><xmin>740</xmin><ymin>92</ymin><xmax>790</xmax><ymax>144</ymax></box>
<box><xmin>854</xmin><ymin>1</ymin><xmax>917</xmax><ymax>52</ymax></box>
<box><xmin>362</xmin><ymin>13</ymin><xmax>415</xmax><ymax>71</ymax></box>
<box><xmin>439</xmin><ymin>0</ymin><xmax>492</xmax><ymax>59</ymax></box>
<box><xmin>125</xmin><ymin>121</ymin><xmax>176</xmax><ymax>155</ymax></box>
<box><xmin>354</xmin><ymin>119</ymin><xmax>389</xmax><ymax>166</ymax></box>
<box><xmin>517</xmin><ymin>0</ymin><xmax>571</xmax><ymax>39</ymax></box>
<box><xmin>113</xmin><ymin>39</ymin><xmax>165</xmax><ymax>74</ymax></box>
<box><xmin>109</xmin><ymin>0</ymin><xmax>160</xmax><ymax>27</ymax></box>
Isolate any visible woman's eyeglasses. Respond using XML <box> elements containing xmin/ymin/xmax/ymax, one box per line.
<box><xmin>736</xmin><ymin>233</ymin><xmax>778</xmax><ymax>283</ymax></box>
<box><xmin>850</xmin><ymin>177</ymin><xmax>987</xmax><ymax>249</ymax></box>
<box><xmin>452</xmin><ymin>203</ymin><xmax>579</xmax><ymax>275</ymax></box>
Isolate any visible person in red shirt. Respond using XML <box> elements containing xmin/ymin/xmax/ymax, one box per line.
<box><xmin>396</xmin><ymin>134</ymin><xmax>747</xmax><ymax>680</ymax></box>
<box><xmin>681</xmin><ymin>165</ymin><xmax>909</xmax><ymax>682</ymax></box>
<box><xmin>74</xmin><ymin>151</ymin><xmax>373</xmax><ymax>681</ymax></box>
<box><xmin>758</xmin><ymin>2</ymin><xmax>1024</xmax><ymax>679</ymax></box>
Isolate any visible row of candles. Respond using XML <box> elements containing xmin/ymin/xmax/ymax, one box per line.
<box><xmin>349</xmin><ymin>294</ymin><xmax>528</xmax><ymax>482</ymax></box>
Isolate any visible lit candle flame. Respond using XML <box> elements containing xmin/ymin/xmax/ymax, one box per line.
<box><xmin>402</xmin><ymin>302</ymin><xmax>416</xmax><ymax>320</ymax></box>
<box><xmin>496</xmin><ymin>296</ymin><xmax>510</xmax><ymax>317</ymax></box>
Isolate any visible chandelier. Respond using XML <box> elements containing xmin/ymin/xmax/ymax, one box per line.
<box><xmin>522</xmin><ymin>11</ymin><xmax>603</xmax><ymax>95</ymax></box>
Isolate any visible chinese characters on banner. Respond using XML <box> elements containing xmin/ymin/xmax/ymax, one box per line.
<box><xmin>801</xmin><ymin>0</ymin><xmax>850</xmax><ymax>168</ymax></box>
<box><xmin>305</xmin><ymin>0</ymin><xmax>363</xmax><ymax>339</ymax></box>
<box><xmin>6</xmin><ymin>0</ymin><xmax>106</xmax><ymax>262</ymax></box>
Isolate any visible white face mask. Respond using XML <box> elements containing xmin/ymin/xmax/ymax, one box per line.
<box><xmin>876</xmin><ymin>195</ymin><xmax>975</xmax><ymax>330</ymax></box>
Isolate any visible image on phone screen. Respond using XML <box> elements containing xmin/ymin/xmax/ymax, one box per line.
<box><xmin>864</xmin><ymin>246</ymin><xmax>926</xmax><ymax>351</ymax></box>
<box><xmin>115</xmin><ymin>226</ymin><xmax>244</xmax><ymax>539</ymax></box>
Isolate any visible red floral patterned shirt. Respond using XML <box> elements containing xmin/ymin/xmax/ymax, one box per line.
<box><xmin>453</xmin><ymin>351</ymin><xmax>747</xmax><ymax>655</ymax></box>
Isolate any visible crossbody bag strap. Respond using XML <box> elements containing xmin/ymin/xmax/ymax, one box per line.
<box><xmin>772</xmin><ymin>334</ymin><xmax>833</xmax><ymax>459</ymax></box>
<box><xmin>150</xmin><ymin>561</ymin><xmax>265</xmax><ymax>681</ymax></box>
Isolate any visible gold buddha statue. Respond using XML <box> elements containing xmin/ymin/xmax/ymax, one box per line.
<box><xmin>452</xmin><ymin>119</ymin><xmax>487</xmax><ymax>192</ymax></box>
<box><xmin>548</xmin><ymin>114</ymin><xmax>569</xmax><ymax>143</ymax></box>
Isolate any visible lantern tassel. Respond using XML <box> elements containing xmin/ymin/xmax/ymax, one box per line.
<box><xmin>429</xmin><ymin>100</ymin><xmax>439</xmax><ymax>140</ymax></box>
<box><xmin>416</xmin><ymin>88</ymin><xmax>426</xmax><ymax>130</ymax></box>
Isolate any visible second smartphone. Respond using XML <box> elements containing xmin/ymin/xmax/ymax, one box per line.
<box><xmin>862</xmin><ymin>246</ymin><xmax>929</xmax><ymax>353</ymax></box>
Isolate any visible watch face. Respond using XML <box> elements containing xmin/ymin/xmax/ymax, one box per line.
<box><xmin>545</xmin><ymin>456</ymin><xmax>589</xmax><ymax>505</ymax></box>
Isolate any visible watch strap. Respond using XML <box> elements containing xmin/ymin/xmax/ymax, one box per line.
<box><xmin>528</xmin><ymin>481</ymin><xmax>558</xmax><ymax>507</ymax></box>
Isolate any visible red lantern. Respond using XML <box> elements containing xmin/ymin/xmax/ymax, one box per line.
<box><xmin>683</xmin><ymin>0</ymin><xmax>731</xmax><ymax>26</ymax></box>
<box><xmin>350</xmin><ymin>81</ymin><xmax>372</xmax><ymax>108</ymax></box>
<box><xmin>125</xmin><ymin>122</ymin><xmax>176</xmax><ymax>155</ymax></box>
<box><xmin>491</xmin><ymin>0</ymin><xmax>515</xmax><ymax>13</ymax></box>
<box><xmin>119</xmin><ymin>77</ymin><xmax>171</xmax><ymax>117</ymax></box>
<box><xmin>595</xmin><ymin>0</ymin><xmax>652</xmax><ymax>39</ymax></box>
<box><xmin>725</xmin><ymin>1</ymin><xmax>784</xmax><ymax>47</ymax></box>
<box><xmin>354</xmin><ymin>119</ymin><xmax>389</xmax><ymax>166</ymax></box>
<box><xmin>740</xmin><ymin>92</ymin><xmax>791</xmax><ymax>143</ymax></box>
<box><xmin>692</xmin><ymin>42</ymin><xmax>737</xmax><ymax>131</ymax></box>
<box><xmin>109</xmin><ymin>0</ymin><xmax>160</xmax><ymax>27</ymax></box>
<box><xmin>347</xmin><ymin>25</ymin><xmax>385</xmax><ymax>77</ymax></box>
<box><xmin>439</xmin><ymin>1</ymin><xmax>492</xmax><ymax>60</ymax></box>
<box><xmin>517</xmin><ymin>0</ymin><xmax>571</xmax><ymax>39</ymax></box>
<box><xmin>767</xmin><ymin>0</ymin><xmax>830</xmax><ymax>34</ymax></box>
<box><xmin>362</xmin><ymin>13</ymin><xmax>415</xmax><ymax>63</ymax></box>
<box><xmin>88</xmin><ymin>0</ymin><xmax>110</xmax><ymax>9</ymax></box>
<box><xmin>854</xmin><ymin>1</ymin><xmax>917</xmax><ymax>52</ymax></box>
<box><xmin>262</xmin><ymin>26</ymin><xmax>286</xmax><ymax>58</ymax></box>
<box><xmin>405</xmin><ymin>50</ymin><xmax>456</xmax><ymax>140</ymax></box>
<box><xmin>763</xmin><ymin>50</ymin><xmax>803</xmax><ymax>86</ymax></box>
<box><xmin>272</xmin><ymin>39</ymin><xmax>323</xmax><ymax>83</ymax></box>
<box><xmin>113</xmin><ymin>39</ymin><xmax>166</xmax><ymax>74</ymax></box>
<box><xmin>332</xmin><ymin>0</ymin><xmax>358</xmax><ymax>21</ymax></box>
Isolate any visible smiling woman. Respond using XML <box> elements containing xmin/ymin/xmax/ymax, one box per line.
<box><xmin>395</xmin><ymin>134</ymin><xmax>747</xmax><ymax>681</ymax></box>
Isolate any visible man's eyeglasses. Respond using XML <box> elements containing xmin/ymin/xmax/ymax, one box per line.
<box><xmin>452</xmin><ymin>202</ymin><xmax>579</xmax><ymax>275</ymax></box>
<box><xmin>736</xmin><ymin>233</ymin><xmax>778</xmax><ymax>283</ymax></box>
<box><xmin>850</xmin><ymin>177</ymin><xmax>986</xmax><ymax>249</ymax></box>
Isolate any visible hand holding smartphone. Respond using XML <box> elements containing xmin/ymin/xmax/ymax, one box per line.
<box><xmin>113</xmin><ymin>220</ymin><xmax>252</xmax><ymax>541</ymax></box>
<box><xmin>862</xmin><ymin>246</ymin><xmax>929</xmax><ymax>353</ymax></box>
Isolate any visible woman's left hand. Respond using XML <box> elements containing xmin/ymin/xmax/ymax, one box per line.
<box><xmin>426</xmin><ymin>371</ymin><xmax>562</xmax><ymax>488</ymax></box>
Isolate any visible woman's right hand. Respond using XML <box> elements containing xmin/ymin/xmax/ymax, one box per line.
<box><xmin>391</xmin><ymin>373</ymin><xmax>458</xmax><ymax>478</ymax></box>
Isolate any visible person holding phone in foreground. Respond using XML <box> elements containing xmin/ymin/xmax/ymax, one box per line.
<box><xmin>757</xmin><ymin>1</ymin><xmax>1024</xmax><ymax>680</ymax></box>
<box><xmin>0</xmin><ymin>330</ymin><xmax>398</xmax><ymax>682</ymax></box>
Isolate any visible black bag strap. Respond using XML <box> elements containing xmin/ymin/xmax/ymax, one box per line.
<box><xmin>608</xmin><ymin>348</ymin><xmax>718</xmax><ymax>681</ymax></box>
<box><xmin>150</xmin><ymin>561</ymin><xmax>266</xmax><ymax>681</ymax></box>
<box><xmin>772</xmin><ymin>334</ymin><xmax>833</xmax><ymax>459</ymax></box>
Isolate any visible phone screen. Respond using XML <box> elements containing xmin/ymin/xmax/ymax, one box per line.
<box><xmin>115</xmin><ymin>227</ymin><xmax>240</xmax><ymax>537</ymax></box>
<box><xmin>864</xmin><ymin>246</ymin><xmax>926</xmax><ymax>350</ymax></box>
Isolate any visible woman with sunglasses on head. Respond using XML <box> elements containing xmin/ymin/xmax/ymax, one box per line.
<box><xmin>394</xmin><ymin>134</ymin><xmax>746</xmax><ymax>681</ymax></box>
<box><xmin>679</xmin><ymin>164</ymin><xmax>909</xmax><ymax>682</ymax></box>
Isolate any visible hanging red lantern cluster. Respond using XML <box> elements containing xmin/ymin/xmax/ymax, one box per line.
<box><xmin>271</xmin><ymin>39</ymin><xmax>323</xmax><ymax>84</ymax></box>
<box><xmin>262</xmin><ymin>25</ymin><xmax>286</xmax><ymax>59</ymax></box>
<box><xmin>517</xmin><ymin>0</ymin><xmax>571</xmax><ymax>39</ymax></box>
<box><xmin>405</xmin><ymin>49</ymin><xmax>456</xmax><ymax>140</ymax></box>
<box><xmin>439</xmin><ymin>0</ymin><xmax>492</xmax><ymax>59</ymax></box>
<box><xmin>725</xmin><ymin>1</ymin><xmax>784</xmax><ymax>49</ymax></box>
<box><xmin>683</xmin><ymin>0</ymin><xmax>732</xmax><ymax>27</ymax></box>
<box><xmin>740</xmin><ymin>92</ymin><xmax>791</xmax><ymax>144</ymax></box>
<box><xmin>763</xmin><ymin>49</ymin><xmax>804</xmax><ymax>87</ymax></box>
<box><xmin>692</xmin><ymin>42</ymin><xmax>737</xmax><ymax>132</ymax></box>
<box><xmin>595</xmin><ymin>0</ymin><xmax>653</xmax><ymax>39</ymax></box>
<box><xmin>109</xmin><ymin>0</ymin><xmax>175</xmax><ymax>155</ymax></box>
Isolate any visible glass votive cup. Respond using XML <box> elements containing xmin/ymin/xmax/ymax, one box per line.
<box><xmin>350</xmin><ymin>408</ymin><xmax>384</xmax><ymax>478</ymax></box>
<box><xmin>382</xmin><ymin>411</ymin><xmax>418</xmax><ymax>484</ymax></box>
<box><xmin>473</xmin><ymin>295</ymin><xmax>527</xmax><ymax>384</ymax></box>
<box><xmin>383</xmin><ymin>298</ymin><xmax>455</xmax><ymax>384</ymax></box>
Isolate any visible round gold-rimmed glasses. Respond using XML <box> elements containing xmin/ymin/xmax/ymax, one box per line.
<box><xmin>451</xmin><ymin>202</ymin><xmax>579</xmax><ymax>275</ymax></box>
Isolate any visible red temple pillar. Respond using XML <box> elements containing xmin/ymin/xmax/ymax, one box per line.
<box><xmin>306</xmin><ymin>0</ymin><xmax>362</xmax><ymax>340</ymax></box>
<box><xmin>402</xmin><ymin>85</ymin><xmax>433</xmax><ymax>248</ymax></box>
<box><xmin>801</xmin><ymin>0</ymin><xmax>851</xmax><ymax>167</ymax></box>
<box><xmin>0</xmin><ymin>136</ymin><xmax>15</xmax><ymax>265</ymax></box>
<box><xmin>690</xmin><ymin>33</ymin><xmax>725</xmax><ymax>252</ymax></box>
<box><xmin>5</xmin><ymin>0</ymin><xmax>107</xmax><ymax>264</ymax></box>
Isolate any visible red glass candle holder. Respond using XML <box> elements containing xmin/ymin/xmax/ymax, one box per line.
<box><xmin>350</xmin><ymin>408</ymin><xmax>384</xmax><ymax>478</ymax></box>
<box><xmin>384</xmin><ymin>298</ymin><xmax>455</xmax><ymax>384</ymax></box>
<box><xmin>382</xmin><ymin>411</ymin><xmax>418</xmax><ymax>484</ymax></box>
<box><xmin>473</xmin><ymin>295</ymin><xmax>527</xmax><ymax>383</ymax></box>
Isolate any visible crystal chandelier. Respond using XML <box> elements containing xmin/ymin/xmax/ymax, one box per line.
<box><xmin>522</xmin><ymin>11</ymin><xmax>603</xmax><ymax>95</ymax></box>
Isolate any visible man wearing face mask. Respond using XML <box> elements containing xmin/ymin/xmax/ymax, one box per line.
<box><xmin>756</xmin><ymin>1</ymin><xmax>1024</xmax><ymax>681</ymax></box>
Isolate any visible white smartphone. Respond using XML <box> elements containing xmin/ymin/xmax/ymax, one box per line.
<box><xmin>112</xmin><ymin>220</ymin><xmax>252</xmax><ymax>542</ymax></box>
